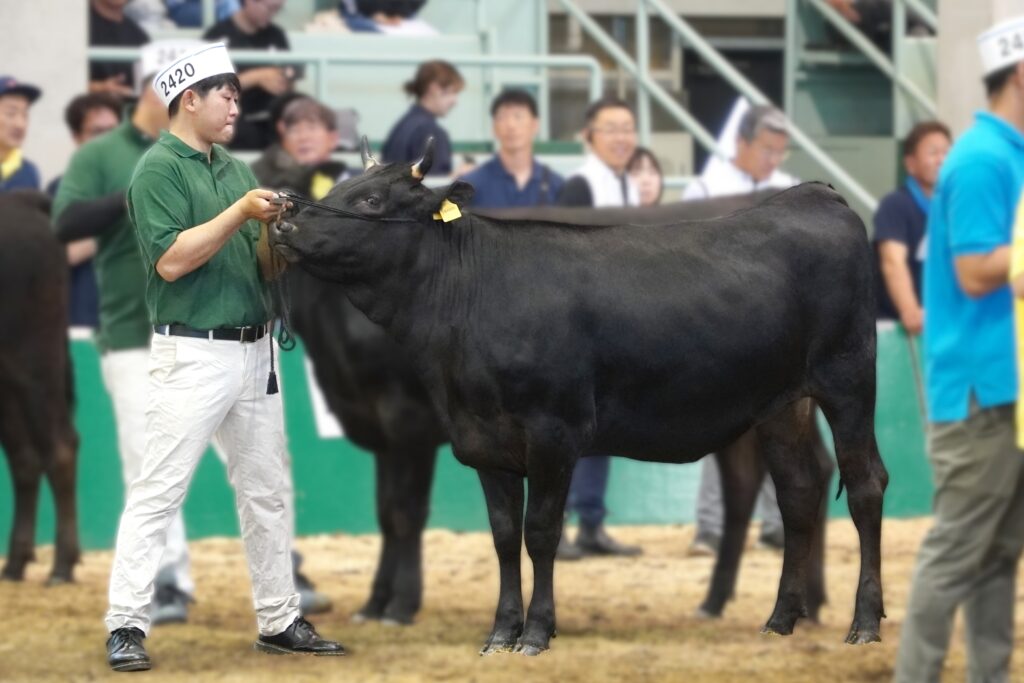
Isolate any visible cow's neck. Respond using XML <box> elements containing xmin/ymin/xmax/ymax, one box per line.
<box><xmin>344</xmin><ymin>214</ymin><xmax>494</xmax><ymax>347</ymax></box>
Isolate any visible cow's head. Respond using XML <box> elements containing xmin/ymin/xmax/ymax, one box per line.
<box><xmin>270</xmin><ymin>136</ymin><xmax>474</xmax><ymax>282</ymax></box>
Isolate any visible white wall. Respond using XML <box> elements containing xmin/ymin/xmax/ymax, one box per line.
<box><xmin>938</xmin><ymin>0</ymin><xmax>1022</xmax><ymax>135</ymax></box>
<box><xmin>0</xmin><ymin>0</ymin><xmax>89</xmax><ymax>186</ymax></box>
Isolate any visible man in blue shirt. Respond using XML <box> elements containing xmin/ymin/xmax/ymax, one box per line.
<box><xmin>460</xmin><ymin>90</ymin><xmax>563</xmax><ymax>208</ymax></box>
<box><xmin>873</xmin><ymin>120</ymin><xmax>950</xmax><ymax>332</ymax></box>
<box><xmin>894</xmin><ymin>15</ymin><xmax>1024</xmax><ymax>683</ymax></box>
<box><xmin>0</xmin><ymin>76</ymin><xmax>42</xmax><ymax>192</ymax></box>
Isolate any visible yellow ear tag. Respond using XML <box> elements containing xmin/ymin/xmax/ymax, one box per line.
<box><xmin>310</xmin><ymin>172</ymin><xmax>334</xmax><ymax>201</ymax></box>
<box><xmin>433</xmin><ymin>199</ymin><xmax>462</xmax><ymax>223</ymax></box>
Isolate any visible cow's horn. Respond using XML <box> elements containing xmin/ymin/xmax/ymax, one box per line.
<box><xmin>410</xmin><ymin>137</ymin><xmax>435</xmax><ymax>180</ymax></box>
<box><xmin>360</xmin><ymin>136</ymin><xmax>379</xmax><ymax>170</ymax></box>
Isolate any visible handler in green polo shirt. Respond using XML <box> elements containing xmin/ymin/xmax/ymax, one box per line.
<box><xmin>103</xmin><ymin>43</ymin><xmax>343</xmax><ymax>673</ymax></box>
<box><xmin>55</xmin><ymin>42</ymin><xmax>330</xmax><ymax>630</ymax></box>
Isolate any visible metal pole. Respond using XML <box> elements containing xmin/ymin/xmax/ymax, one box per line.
<box><xmin>640</xmin><ymin>0</ymin><xmax>879</xmax><ymax>211</ymax></box>
<box><xmin>636</xmin><ymin>0</ymin><xmax>652</xmax><ymax>147</ymax></box>
<box><xmin>86</xmin><ymin>48</ymin><xmax>605</xmax><ymax>105</ymax></box>
<box><xmin>557</xmin><ymin>0</ymin><xmax>726</xmax><ymax>159</ymax></box>
<box><xmin>806</xmin><ymin>0</ymin><xmax>938</xmax><ymax>116</ymax></box>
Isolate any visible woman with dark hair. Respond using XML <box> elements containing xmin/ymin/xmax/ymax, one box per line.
<box><xmin>381</xmin><ymin>60</ymin><xmax>464</xmax><ymax>175</ymax></box>
<box><xmin>627</xmin><ymin>147</ymin><xmax>664</xmax><ymax>206</ymax></box>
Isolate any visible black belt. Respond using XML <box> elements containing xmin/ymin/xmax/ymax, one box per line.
<box><xmin>154</xmin><ymin>323</ymin><xmax>268</xmax><ymax>343</ymax></box>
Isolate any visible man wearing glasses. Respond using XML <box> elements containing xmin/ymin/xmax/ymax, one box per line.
<box><xmin>682</xmin><ymin>104</ymin><xmax>797</xmax><ymax>201</ymax></box>
<box><xmin>555</xmin><ymin>97</ymin><xmax>643</xmax><ymax>559</ymax></box>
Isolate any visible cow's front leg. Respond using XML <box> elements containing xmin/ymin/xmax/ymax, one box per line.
<box><xmin>518</xmin><ymin>448</ymin><xmax>579</xmax><ymax>656</ymax></box>
<box><xmin>478</xmin><ymin>467</ymin><xmax>525</xmax><ymax>655</ymax></box>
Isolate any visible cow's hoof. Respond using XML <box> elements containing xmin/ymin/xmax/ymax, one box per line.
<box><xmin>515</xmin><ymin>642</ymin><xmax>547</xmax><ymax>657</ymax></box>
<box><xmin>760</xmin><ymin>621</ymin><xmax>794</xmax><ymax>636</ymax></box>
<box><xmin>480</xmin><ymin>626</ymin><xmax>523</xmax><ymax>656</ymax></box>
<box><xmin>694</xmin><ymin>607</ymin><xmax>721</xmax><ymax>620</ymax></box>
<box><xmin>380</xmin><ymin>617</ymin><xmax>410</xmax><ymax>628</ymax></box>
<box><xmin>45</xmin><ymin>574</ymin><xmax>73</xmax><ymax>587</ymax></box>
<box><xmin>845</xmin><ymin>628</ymin><xmax>881</xmax><ymax>645</ymax></box>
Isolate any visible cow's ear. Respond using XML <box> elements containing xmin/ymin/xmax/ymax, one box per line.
<box><xmin>435</xmin><ymin>180</ymin><xmax>475</xmax><ymax>209</ymax></box>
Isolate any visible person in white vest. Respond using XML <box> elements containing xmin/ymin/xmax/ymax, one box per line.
<box><xmin>682</xmin><ymin>103</ymin><xmax>798</xmax><ymax>201</ymax></box>
<box><xmin>682</xmin><ymin>103</ymin><xmax>797</xmax><ymax>557</ymax></box>
<box><xmin>555</xmin><ymin>96</ymin><xmax>642</xmax><ymax>560</ymax></box>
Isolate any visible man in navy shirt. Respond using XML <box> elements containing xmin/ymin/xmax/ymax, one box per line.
<box><xmin>460</xmin><ymin>90</ymin><xmax>563</xmax><ymax>208</ymax></box>
<box><xmin>874</xmin><ymin>120</ymin><xmax>950</xmax><ymax>333</ymax></box>
<box><xmin>0</xmin><ymin>76</ymin><xmax>42</xmax><ymax>193</ymax></box>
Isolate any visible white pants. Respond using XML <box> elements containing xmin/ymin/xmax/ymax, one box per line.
<box><xmin>106</xmin><ymin>334</ymin><xmax>300</xmax><ymax>636</ymax></box>
<box><xmin>101</xmin><ymin>349</ymin><xmax>193</xmax><ymax>596</ymax></box>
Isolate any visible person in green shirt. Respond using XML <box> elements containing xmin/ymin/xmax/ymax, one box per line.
<box><xmin>55</xmin><ymin>41</ymin><xmax>330</xmax><ymax>630</ymax></box>
<box><xmin>103</xmin><ymin>43</ymin><xmax>343</xmax><ymax>673</ymax></box>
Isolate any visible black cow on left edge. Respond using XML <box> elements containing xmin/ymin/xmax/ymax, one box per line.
<box><xmin>271</xmin><ymin>141</ymin><xmax>886</xmax><ymax>656</ymax></box>
<box><xmin>0</xmin><ymin>191</ymin><xmax>80</xmax><ymax>584</ymax></box>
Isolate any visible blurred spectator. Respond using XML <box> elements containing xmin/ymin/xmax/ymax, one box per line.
<box><xmin>90</xmin><ymin>0</ymin><xmax>150</xmax><ymax>99</ymax></box>
<box><xmin>627</xmin><ymin>147</ymin><xmax>663</xmax><ymax>206</ymax></box>
<box><xmin>252</xmin><ymin>95</ymin><xmax>352</xmax><ymax>198</ymax></box>
<box><xmin>165</xmin><ymin>0</ymin><xmax>238</xmax><ymax>27</ymax></box>
<box><xmin>50</xmin><ymin>93</ymin><xmax>123</xmax><ymax>329</ymax></box>
<box><xmin>338</xmin><ymin>0</ymin><xmax>435</xmax><ymax>35</ymax></box>
<box><xmin>894</xmin><ymin>16</ymin><xmax>1024</xmax><ymax>683</ymax></box>
<box><xmin>125</xmin><ymin>0</ymin><xmax>177</xmax><ymax>32</ymax></box>
<box><xmin>203</xmin><ymin>0</ymin><xmax>292</xmax><ymax>149</ymax></box>
<box><xmin>824</xmin><ymin>0</ymin><xmax>932</xmax><ymax>51</ymax></box>
<box><xmin>0</xmin><ymin>76</ymin><xmax>42</xmax><ymax>193</ymax></box>
<box><xmin>682</xmin><ymin>104</ymin><xmax>797</xmax><ymax>200</ymax></box>
<box><xmin>460</xmin><ymin>89</ymin><xmax>562</xmax><ymax>209</ymax></box>
<box><xmin>874</xmin><ymin>121</ymin><xmax>951</xmax><ymax>334</ymax></box>
<box><xmin>682</xmin><ymin>103</ymin><xmax>796</xmax><ymax>557</ymax></box>
<box><xmin>555</xmin><ymin>96</ymin><xmax>641</xmax><ymax>560</ymax></box>
<box><xmin>382</xmin><ymin>60</ymin><xmax>463</xmax><ymax>176</ymax></box>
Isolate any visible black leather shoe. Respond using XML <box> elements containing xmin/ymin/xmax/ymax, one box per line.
<box><xmin>255</xmin><ymin>616</ymin><xmax>346</xmax><ymax>656</ymax></box>
<box><xmin>576</xmin><ymin>524</ymin><xmax>643</xmax><ymax>557</ymax></box>
<box><xmin>107</xmin><ymin>627</ymin><xmax>151</xmax><ymax>672</ymax></box>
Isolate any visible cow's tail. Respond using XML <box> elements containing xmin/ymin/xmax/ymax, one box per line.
<box><xmin>835</xmin><ymin>476</ymin><xmax>845</xmax><ymax>500</ymax></box>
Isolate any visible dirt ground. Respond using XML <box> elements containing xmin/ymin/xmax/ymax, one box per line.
<box><xmin>0</xmin><ymin>518</ymin><xmax>1017</xmax><ymax>682</ymax></box>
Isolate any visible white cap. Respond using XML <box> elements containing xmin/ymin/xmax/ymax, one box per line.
<box><xmin>136</xmin><ymin>39</ymin><xmax>205</xmax><ymax>92</ymax></box>
<box><xmin>151</xmin><ymin>42</ymin><xmax>235</xmax><ymax>107</ymax></box>
<box><xmin>978</xmin><ymin>16</ymin><xmax>1024</xmax><ymax>76</ymax></box>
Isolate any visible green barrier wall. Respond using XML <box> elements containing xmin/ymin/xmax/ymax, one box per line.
<box><xmin>0</xmin><ymin>325</ymin><xmax>931</xmax><ymax>552</ymax></box>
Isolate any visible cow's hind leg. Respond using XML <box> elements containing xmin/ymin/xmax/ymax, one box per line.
<box><xmin>0</xmin><ymin>405</ymin><xmax>42</xmax><ymax>581</ymax></box>
<box><xmin>698</xmin><ymin>431</ymin><xmax>764</xmax><ymax>617</ymax></box>
<box><xmin>816</xmin><ymin>387</ymin><xmax>888</xmax><ymax>644</ymax></box>
<box><xmin>804</xmin><ymin>417</ymin><xmax>834</xmax><ymax>622</ymax></box>
<box><xmin>478</xmin><ymin>467</ymin><xmax>525</xmax><ymax>655</ymax></box>
<box><xmin>758</xmin><ymin>400</ymin><xmax>832</xmax><ymax>636</ymax></box>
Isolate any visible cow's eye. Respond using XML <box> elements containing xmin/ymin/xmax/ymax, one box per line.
<box><xmin>364</xmin><ymin>195</ymin><xmax>381</xmax><ymax>208</ymax></box>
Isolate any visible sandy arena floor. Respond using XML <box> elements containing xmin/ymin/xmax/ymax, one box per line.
<box><xmin>0</xmin><ymin>518</ymin><xmax>1018</xmax><ymax>682</ymax></box>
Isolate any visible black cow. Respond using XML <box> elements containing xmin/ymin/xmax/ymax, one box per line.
<box><xmin>0</xmin><ymin>191</ymin><xmax>80</xmax><ymax>584</ymax></box>
<box><xmin>271</xmin><ymin>143</ymin><xmax>886</xmax><ymax>655</ymax></box>
<box><xmin>286</xmin><ymin>188</ymin><xmax>832</xmax><ymax>627</ymax></box>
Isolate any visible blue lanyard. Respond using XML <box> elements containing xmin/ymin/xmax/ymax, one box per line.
<box><xmin>905</xmin><ymin>177</ymin><xmax>931</xmax><ymax>216</ymax></box>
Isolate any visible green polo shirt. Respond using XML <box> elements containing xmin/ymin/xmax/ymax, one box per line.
<box><xmin>127</xmin><ymin>130</ymin><xmax>269</xmax><ymax>329</ymax></box>
<box><xmin>53</xmin><ymin>119</ymin><xmax>152</xmax><ymax>353</ymax></box>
